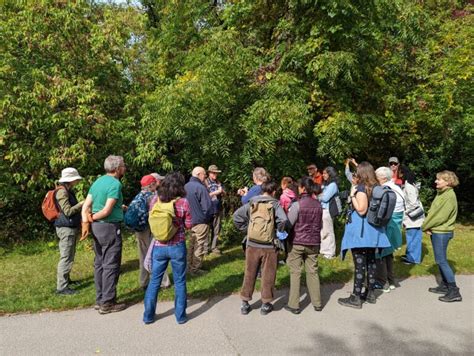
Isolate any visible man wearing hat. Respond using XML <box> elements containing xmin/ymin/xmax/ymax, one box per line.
<box><xmin>81</xmin><ymin>155</ymin><xmax>127</xmax><ymax>314</ymax></box>
<box><xmin>206</xmin><ymin>165</ymin><xmax>225</xmax><ymax>255</ymax></box>
<box><xmin>389</xmin><ymin>156</ymin><xmax>403</xmax><ymax>186</ymax></box>
<box><xmin>133</xmin><ymin>175</ymin><xmax>158</xmax><ymax>290</ymax></box>
<box><xmin>54</xmin><ymin>168</ymin><xmax>84</xmax><ymax>295</ymax></box>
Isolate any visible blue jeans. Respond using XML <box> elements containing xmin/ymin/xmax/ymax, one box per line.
<box><xmin>405</xmin><ymin>228</ymin><xmax>422</xmax><ymax>263</ymax></box>
<box><xmin>430</xmin><ymin>232</ymin><xmax>455</xmax><ymax>284</ymax></box>
<box><xmin>143</xmin><ymin>241</ymin><xmax>187</xmax><ymax>324</ymax></box>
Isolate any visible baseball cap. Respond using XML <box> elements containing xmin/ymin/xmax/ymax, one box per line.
<box><xmin>388</xmin><ymin>157</ymin><xmax>399</xmax><ymax>164</ymax></box>
<box><xmin>141</xmin><ymin>175</ymin><xmax>157</xmax><ymax>187</ymax></box>
<box><xmin>150</xmin><ymin>173</ymin><xmax>165</xmax><ymax>181</ymax></box>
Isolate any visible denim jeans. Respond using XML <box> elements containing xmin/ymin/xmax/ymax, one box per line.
<box><xmin>405</xmin><ymin>228</ymin><xmax>422</xmax><ymax>263</ymax></box>
<box><xmin>431</xmin><ymin>232</ymin><xmax>455</xmax><ymax>284</ymax></box>
<box><xmin>143</xmin><ymin>241</ymin><xmax>187</xmax><ymax>324</ymax></box>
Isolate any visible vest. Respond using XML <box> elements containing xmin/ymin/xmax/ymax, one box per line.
<box><xmin>54</xmin><ymin>188</ymin><xmax>81</xmax><ymax>228</ymax></box>
<box><xmin>292</xmin><ymin>195</ymin><xmax>322</xmax><ymax>246</ymax></box>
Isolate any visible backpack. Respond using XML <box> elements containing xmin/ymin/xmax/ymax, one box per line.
<box><xmin>367</xmin><ymin>185</ymin><xmax>397</xmax><ymax>227</ymax></box>
<box><xmin>328</xmin><ymin>194</ymin><xmax>343</xmax><ymax>219</ymax></box>
<box><xmin>148</xmin><ymin>198</ymin><xmax>178</xmax><ymax>242</ymax></box>
<box><xmin>247</xmin><ymin>201</ymin><xmax>275</xmax><ymax>245</ymax></box>
<box><xmin>41</xmin><ymin>186</ymin><xmax>65</xmax><ymax>222</ymax></box>
<box><xmin>124</xmin><ymin>191</ymin><xmax>153</xmax><ymax>232</ymax></box>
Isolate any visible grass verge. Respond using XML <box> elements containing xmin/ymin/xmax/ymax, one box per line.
<box><xmin>0</xmin><ymin>223</ymin><xmax>472</xmax><ymax>314</ymax></box>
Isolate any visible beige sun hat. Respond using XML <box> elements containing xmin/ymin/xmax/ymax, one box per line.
<box><xmin>58</xmin><ymin>168</ymin><xmax>82</xmax><ymax>183</ymax></box>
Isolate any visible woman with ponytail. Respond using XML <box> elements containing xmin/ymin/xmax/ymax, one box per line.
<box><xmin>284</xmin><ymin>177</ymin><xmax>324</xmax><ymax>314</ymax></box>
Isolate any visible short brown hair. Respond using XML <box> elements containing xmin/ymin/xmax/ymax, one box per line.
<box><xmin>436</xmin><ymin>170</ymin><xmax>459</xmax><ymax>187</ymax></box>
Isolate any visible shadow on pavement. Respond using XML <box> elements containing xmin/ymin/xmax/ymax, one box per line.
<box><xmin>290</xmin><ymin>321</ymin><xmax>472</xmax><ymax>355</ymax></box>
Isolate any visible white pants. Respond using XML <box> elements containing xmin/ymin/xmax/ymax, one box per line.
<box><xmin>319</xmin><ymin>209</ymin><xmax>336</xmax><ymax>257</ymax></box>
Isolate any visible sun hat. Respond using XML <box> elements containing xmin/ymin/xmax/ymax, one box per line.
<box><xmin>388</xmin><ymin>157</ymin><xmax>399</xmax><ymax>164</ymax></box>
<box><xmin>207</xmin><ymin>165</ymin><xmax>222</xmax><ymax>173</ymax></box>
<box><xmin>141</xmin><ymin>175</ymin><xmax>157</xmax><ymax>187</ymax></box>
<box><xmin>150</xmin><ymin>173</ymin><xmax>165</xmax><ymax>181</ymax></box>
<box><xmin>58</xmin><ymin>168</ymin><xmax>82</xmax><ymax>183</ymax></box>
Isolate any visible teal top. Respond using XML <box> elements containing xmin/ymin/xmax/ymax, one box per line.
<box><xmin>88</xmin><ymin>175</ymin><xmax>123</xmax><ymax>223</ymax></box>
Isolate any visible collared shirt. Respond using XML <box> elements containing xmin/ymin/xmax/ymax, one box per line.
<box><xmin>149</xmin><ymin>197</ymin><xmax>192</xmax><ymax>246</ymax></box>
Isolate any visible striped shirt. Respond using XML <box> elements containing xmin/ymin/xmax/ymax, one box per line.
<box><xmin>149</xmin><ymin>197</ymin><xmax>192</xmax><ymax>246</ymax></box>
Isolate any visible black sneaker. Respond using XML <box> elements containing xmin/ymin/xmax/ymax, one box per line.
<box><xmin>428</xmin><ymin>285</ymin><xmax>448</xmax><ymax>294</ymax></box>
<box><xmin>260</xmin><ymin>302</ymin><xmax>273</xmax><ymax>315</ymax></box>
<box><xmin>56</xmin><ymin>288</ymin><xmax>78</xmax><ymax>295</ymax></box>
<box><xmin>241</xmin><ymin>301</ymin><xmax>251</xmax><ymax>315</ymax></box>
<box><xmin>99</xmin><ymin>302</ymin><xmax>127</xmax><ymax>314</ymax></box>
<box><xmin>338</xmin><ymin>294</ymin><xmax>362</xmax><ymax>309</ymax></box>
<box><xmin>283</xmin><ymin>305</ymin><xmax>300</xmax><ymax>314</ymax></box>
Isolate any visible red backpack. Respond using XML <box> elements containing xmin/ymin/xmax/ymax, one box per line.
<box><xmin>41</xmin><ymin>186</ymin><xmax>65</xmax><ymax>222</ymax></box>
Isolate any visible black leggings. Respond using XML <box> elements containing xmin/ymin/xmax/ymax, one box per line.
<box><xmin>351</xmin><ymin>248</ymin><xmax>377</xmax><ymax>296</ymax></box>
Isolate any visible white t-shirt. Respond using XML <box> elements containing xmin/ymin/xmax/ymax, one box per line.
<box><xmin>384</xmin><ymin>181</ymin><xmax>405</xmax><ymax>213</ymax></box>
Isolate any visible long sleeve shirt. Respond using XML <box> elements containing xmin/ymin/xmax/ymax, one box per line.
<box><xmin>422</xmin><ymin>188</ymin><xmax>458</xmax><ymax>233</ymax></box>
<box><xmin>318</xmin><ymin>182</ymin><xmax>338</xmax><ymax>209</ymax></box>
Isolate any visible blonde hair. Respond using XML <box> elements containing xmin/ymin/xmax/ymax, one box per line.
<box><xmin>436</xmin><ymin>170</ymin><xmax>459</xmax><ymax>187</ymax></box>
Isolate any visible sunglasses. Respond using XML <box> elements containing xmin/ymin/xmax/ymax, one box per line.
<box><xmin>389</xmin><ymin>162</ymin><xmax>399</xmax><ymax>166</ymax></box>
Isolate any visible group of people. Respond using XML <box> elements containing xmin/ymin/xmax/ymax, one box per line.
<box><xmin>50</xmin><ymin>154</ymin><xmax>462</xmax><ymax>324</ymax></box>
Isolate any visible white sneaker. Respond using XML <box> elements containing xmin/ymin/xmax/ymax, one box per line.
<box><xmin>389</xmin><ymin>285</ymin><xmax>396</xmax><ymax>290</ymax></box>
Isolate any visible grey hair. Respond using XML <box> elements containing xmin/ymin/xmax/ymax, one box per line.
<box><xmin>191</xmin><ymin>166</ymin><xmax>205</xmax><ymax>177</ymax></box>
<box><xmin>375</xmin><ymin>167</ymin><xmax>392</xmax><ymax>182</ymax></box>
<box><xmin>253</xmin><ymin>167</ymin><xmax>269</xmax><ymax>183</ymax></box>
<box><xmin>104</xmin><ymin>155</ymin><xmax>124</xmax><ymax>173</ymax></box>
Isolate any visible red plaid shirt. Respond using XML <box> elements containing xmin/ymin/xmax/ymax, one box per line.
<box><xmin>150</xmin><ymin>197</ymin><xmax>192</xmax><ymax>246</ymax></box>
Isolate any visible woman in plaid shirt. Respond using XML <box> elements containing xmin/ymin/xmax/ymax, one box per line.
<box><xmin>143</xmin><ymin>172</ymin><xmax>192</xmax><ymax>325</ymax></box>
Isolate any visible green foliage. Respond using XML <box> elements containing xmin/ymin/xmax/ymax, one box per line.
<box><xmin>1</xmin><ymin>0</ymin><xmax>472</xmax><ymax>241</ymax></box>
<box><xmin>0</xmin><ymin>2</ymin><xmax>145</xmax><ymax>242</ymax></box>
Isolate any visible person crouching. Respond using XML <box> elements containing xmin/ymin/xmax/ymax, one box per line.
<box><xmin>233</xmin><ymin>180</ymin><xmax>288</xmax><ymax>315</ymax></box>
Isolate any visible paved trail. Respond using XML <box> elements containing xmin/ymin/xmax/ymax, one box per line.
<box><xmin>1</xmin><ymin>275</ymin><xmax>472</xmax><ymax>355</ymax></box>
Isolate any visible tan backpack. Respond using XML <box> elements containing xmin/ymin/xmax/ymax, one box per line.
<box><xmin>247</xmin><ymin>201</ymin><xmax>275</xmax><ymax>244</ymax></box>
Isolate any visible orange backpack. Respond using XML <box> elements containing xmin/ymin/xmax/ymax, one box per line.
<box><xmin>41</xmin><ymin>186</ymin><xmax>65</xmax><ymax>222</ymax></box>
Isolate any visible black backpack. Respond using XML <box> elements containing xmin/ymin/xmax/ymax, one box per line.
<box><xmin>367</xmin><ymin>185</ymin><xmax>396</xmax><ymax>227</ymax></box>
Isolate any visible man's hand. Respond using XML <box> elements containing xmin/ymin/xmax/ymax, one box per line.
<box><xmin>80</xmin><ymin>221</ymin><xmax>91</xmax><ymax>241</ymax></box>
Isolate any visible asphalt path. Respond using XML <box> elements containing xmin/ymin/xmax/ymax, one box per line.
<box><xmin>1</xmin><ymin>275</ymin><xmax>472</xmax><ymax>355</ymax></box>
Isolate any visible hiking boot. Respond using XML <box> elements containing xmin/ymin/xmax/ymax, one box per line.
<box><xmin>241</xmin><ymin>301</ymin><xmax>251</xmax><ymax>315</ymax></box>
<box><xmin>439</xmin><ymin>284</ymin><xmax>462</xmax><ymax>303</ymax></box>
<box><xmin>284</xmin><ymin>305</ymin><xmax>301</xmax><ymax>314</ymax></box>
<box><xmin>260</xmin><ymin>303</ymin><xmax>273</xmax><ymax>315</ymax></box>
<box><xmin>428</xmin><ymin>284</ymin><xmax>448</xmax><ymax>294</ymax></box>
<box><xmin>56</xmin><ymin>288</ymin><xmax>78</xmax><ymax>296</ymax></box>
<box><xmin>99</xmin><ymin>302</ymin><xmax>127</xmax><ymax>314</ymax></box>
<box><xmin>364</xmin><ymin>290</ymin><xmax>377</xmax><ymax>304</ymax></box>
<box><xmin>338</xmin><ymin>294</ymin><xmax>362</xmax><ymax>309</ymax></box>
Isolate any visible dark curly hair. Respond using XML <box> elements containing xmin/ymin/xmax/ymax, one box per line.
<box><xmin>158</xmin><ymin>172</ymin><xmax>186</xmax><ymax>202</ymax></box>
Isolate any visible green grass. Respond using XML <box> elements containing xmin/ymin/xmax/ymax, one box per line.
<box><xmin>0</xmin><ymin>223</ymin><xmax>473</xmax><ymax>314</ymax></box>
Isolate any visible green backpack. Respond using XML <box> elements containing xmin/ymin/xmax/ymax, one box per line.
<box><xmin>149</xmin><ymin>198</ymin><xmax>178</xmax><ymax>242</ymax></box>
<box><xmin>247</xmin><ymin>201</ymin><xmax>275</xmax><ymax>245</ymax></box>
